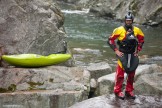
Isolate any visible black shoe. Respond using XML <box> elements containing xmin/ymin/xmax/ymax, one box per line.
<box><xmin>125</xmin><ymin>91</ymin><xmax>136</xmax><ymax>99</ymax></box>
<box><xmin>115</xmin><ymin>92</ymin><xmax>125</xmax><ymax>100</ymax></box>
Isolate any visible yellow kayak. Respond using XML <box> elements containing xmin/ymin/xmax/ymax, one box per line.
<box><xmin>2</xmin><ymin>54</ymin><xmax>71</xmax><ymax>67</ymax></box>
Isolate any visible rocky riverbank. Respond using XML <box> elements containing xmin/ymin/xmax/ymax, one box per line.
<box><xmin>0</xmin><ymin>0</ymin><xmax>162</xmax><ymax>108</ymax></box>
<box><xmin>0</xmin><ymin>61</ymin><xmax>162</xmax><ymax>107</ymax></box>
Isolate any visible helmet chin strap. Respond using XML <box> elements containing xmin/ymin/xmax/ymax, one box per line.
<box><xmin>124</xmin><ymin>24</ymin><xmax>133</xmax><ymax>31</ymax></box>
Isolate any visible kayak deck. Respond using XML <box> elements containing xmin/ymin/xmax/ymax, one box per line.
<box><xmin>2</xmin><ymin>54</ymin><xmax>71</xmax><ymax>67</ymax></box>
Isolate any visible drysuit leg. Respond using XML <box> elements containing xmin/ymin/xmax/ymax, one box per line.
<box><xmin>114</xmin><ymin>64</ymin><xmax>125</xmax><ymax>93</ymax></box>
<box><xmin>125</xmin><ymin>71</ymin><xmax>135</xmax><ymax>92</ymax></box>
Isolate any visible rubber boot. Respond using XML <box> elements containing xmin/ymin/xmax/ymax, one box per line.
<box><xmin>115</xmin><ymin>92</ymin><xmax>125</xmax><ymax>100</ymax></box>
<box><xmin>125</xmin><ymin>91</ymin><xmax>136</xmax><ymax>99</ymax></box>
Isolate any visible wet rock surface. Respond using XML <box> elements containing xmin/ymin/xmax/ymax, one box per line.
<box><xmin>70</xmin><ymin>94</ymin><xmax>162</xmax><ymax>108</ymax></box>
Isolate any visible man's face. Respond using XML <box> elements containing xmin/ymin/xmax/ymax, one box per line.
<box><xmin>125</xmin><ymin>20</ymin><xmax>133</xmax><ymax>26</ymax></box>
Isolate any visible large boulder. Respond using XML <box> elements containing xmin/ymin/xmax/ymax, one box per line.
<box><xmin>134</xmin><ymin>72</ymin><xmax>162</xmax><ymax>95</ymax></box>
<box><xmin>0</xmin><ymin>66</ymin><xmax>91</xmax><ymax>107</ymax></box>
<box><xmin>97</xmin><ymin>73</ymin><xmax>127</xmax><ymax>96</ymax></box>
<box><xmin>0</xmin><ymin>66</ymin><xmax>90</xmax><ymax>92</ymax></box>
<box><xmin>0</xmin><ymin>90</ymin><xmax>85</xmax><ymax>108</ymax></box>
<box><xmin>86</xmin><ymin>62</ymin><xmax>112</xmax><ymax>79</ymax></box>
<box><xmin>0</xmin><ymin>0</ymin><xmax>67</xmax><ymax>55</ymax></box>
<box><xmin>89</xmin><ymin>4</ymin><xmax>114</xmax><ymax>18</ymax></box>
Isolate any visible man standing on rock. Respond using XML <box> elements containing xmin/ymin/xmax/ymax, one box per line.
<box><xmin>108</xmin><ymin>12</ymin><xmax>144</xmax><ymax>100</ymax></box>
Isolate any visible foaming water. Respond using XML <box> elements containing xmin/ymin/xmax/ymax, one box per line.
<box><xmin>61</xmin><ymin>9</ymin><xmax>89</xmax><ymax>14</ymax></box>
<box><xmin>2</xmin><ymin>105</ymin><xmax>23</xmax><ymax>108</ymax></box>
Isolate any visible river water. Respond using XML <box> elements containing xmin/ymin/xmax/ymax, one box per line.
<box><xmin>61</xmin><ymin>6</ymin><xmax>162</xmax><ymax>66</ymax></box>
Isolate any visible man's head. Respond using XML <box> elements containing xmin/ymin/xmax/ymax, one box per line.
<box><xmin>125</xmin><ymin>12</ymin><xmax>134</xmax><ymax>28</ymax></box>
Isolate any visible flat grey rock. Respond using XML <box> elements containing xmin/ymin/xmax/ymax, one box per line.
<box><xmin>70</xmin><ymin>94</ymin><xmax>162</xmax><ymax>108</ymax></box>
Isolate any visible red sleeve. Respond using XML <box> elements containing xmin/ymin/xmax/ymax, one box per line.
<box><xmin>108</xmin><ymin>34</ymin><xmax>119</xmax><ymax>51</ymax></box>
<box><xmin>137</xmin><ymin>35</ymin><xmax>144</xmax><ymax>52</ymax></box>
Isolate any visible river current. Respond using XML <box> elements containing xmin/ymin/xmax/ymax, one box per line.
<box><xmin>62</xmin><ymin>8</ymin><xmax>162</xmax><ymax>66</ymax></box>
